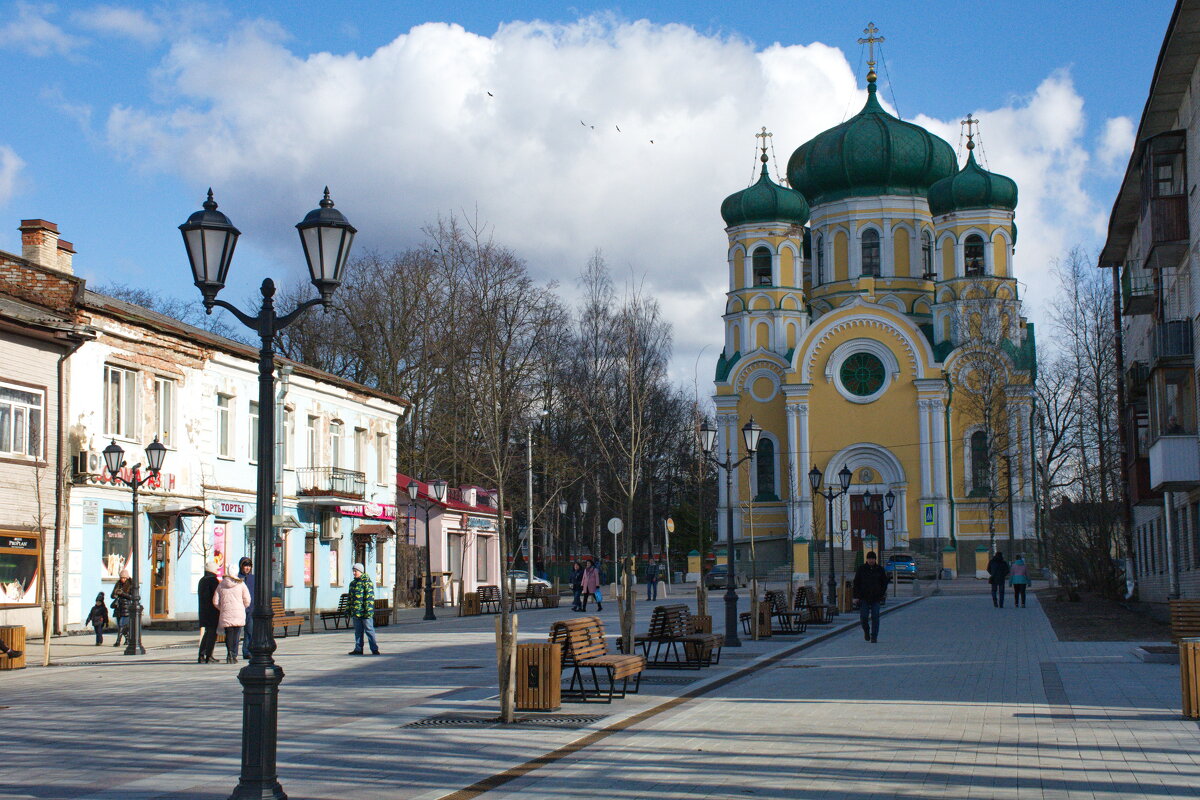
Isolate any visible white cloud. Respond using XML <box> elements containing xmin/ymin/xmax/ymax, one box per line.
<box><xmin>104</xmin><ymin>17</ymin><xmax>1113</xmax><ymax>378</ymax></box>
<box><xmin>1097</xmin><ymin>115</ymin><xmax>1135</xmax><ymax>171</ymax></box>
<box><xmin>0</xmin><ymin>2</ymin><xmax>84</xmax><ymax>57</ymax></box>
<box><xmin>0</xmin><ymin>145</ymin><xmax>26</xmax><ymax>206</ymax></box>
<box><xmin>73</xmin><ymin>4</ymin><xmax>161</xmax><ymax>44</ymax></box>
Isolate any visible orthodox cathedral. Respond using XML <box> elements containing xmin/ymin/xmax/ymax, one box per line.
<box><xmin>713</xmin><ymin>29</ymin><xmax>1036</xmax><ymax>578</ymax></box>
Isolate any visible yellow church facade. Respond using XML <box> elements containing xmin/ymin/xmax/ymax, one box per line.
<box><xmin>713</xmin><ymin>56</ymin><xmax>1036</xmax><ymax>579</ymax></box>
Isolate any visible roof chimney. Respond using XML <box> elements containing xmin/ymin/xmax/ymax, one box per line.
<box><xmin>19</xmin><ymin>219</ymin><xmax>73</xmax><ymax>274</ymax></box>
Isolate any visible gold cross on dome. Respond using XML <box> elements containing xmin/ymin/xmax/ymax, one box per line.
<box><xmin>961</xmin><ymin>113</ymin><xmax>979</xmax><ymax>149</ymax></box>
<box><xmin>755</xmin><ymin>126</ymin><xmax>772</xmax><ymax>155</ymax></box>
<box><xmin>857</xmin><ymin>22</ymin><xmax>884</xmax><ymax>68</ymax></box>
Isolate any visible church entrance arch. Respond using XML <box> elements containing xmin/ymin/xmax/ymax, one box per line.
<box><xmin>825</xmin><ymin>444</ymin><xmax>907</xmax><ymax>550</ymax></box>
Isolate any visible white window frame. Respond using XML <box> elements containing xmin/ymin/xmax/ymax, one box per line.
<box><xmin>282</xmin><ymin>407</ymin><xmax>294</xmax><ymax>469</ymax></box>
<box><xmin>103</xmin><ymin>365</ymin><xmax>138</xmax><ymax>439</ymax></box>
<box><xmin>330</xmin><ymin>420</ymin><xmax>343</xmax><ymax>468</ymax></box>
<box><xmin>307</xmin><ymin>415</ymin><xmax>319</xmax><ymax>467</ymax></box>
<box><xmin>216</xmin><ymin>394</ymin><xmax>233</xmax><ymax>458</ymax></box>
<box><xmin>248</xmin><ymin>401</ymin><xmax>260</xmax><ymax>462</ymax></box>
<box><xmin>153</xmin><ymin>377</ymin><xmax>175</xmax><ymax>447</ymax></box>
<box><xmin>0</xmin><ymin>381</ymin><xmax>45</xmax><ymax>459</ymax></box>
<box><xmin>376</xmin><ymin>432</ymin><xmax>389</xmax><ymax>486</ymax></box>
<box><xmin>354</xmin><ymin>427</ymin><xmax>367</xmax><ymax>473</ymax></box>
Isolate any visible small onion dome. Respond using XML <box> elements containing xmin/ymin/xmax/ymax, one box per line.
<box><xmin>927</xmin><ymin>146</ymin><xmax>1018</xmax><ymax>218</ymax></box>
<box><xmin>786</xmin><ymin>80</ymin><xmax>956</xmax><ymax>205</ymax></box>
<box><xmin>721</xmin><ymin>155</ymin><xmax>810</xmax><ymax>227</ymax></box>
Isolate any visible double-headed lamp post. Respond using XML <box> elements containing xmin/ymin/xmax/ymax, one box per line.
<box><xmin>808</xmin><ymin>464</ymin><xmax>854</xmax><ymax>609</ymax></box>
<box><xmin>699</xmin><ymin>417</ymin><xmax>762</xmax><ymax>648</ymax></box>
<box><xmin>408</xmin><ymin>478</ymin><xmax>448</xmax><ymax>621</ymax></box>
<box><xmin>180</xmin><ymin>187</ymin><xmax>356</xmax><ymax>800</ymax></box>
<box><xmin>102</xmin><ymin>437</ymin><xmax>166</xmax><ymax>656</ymax></box>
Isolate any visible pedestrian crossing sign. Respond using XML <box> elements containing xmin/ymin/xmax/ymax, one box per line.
<box><xmin>922</xmin><ymin>504</ymin><xmax>936</xmax><ymax>528</ymax></box>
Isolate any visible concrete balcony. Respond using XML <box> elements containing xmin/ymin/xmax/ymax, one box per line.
<box><xmin>1148</xmin><ymin>435</ymin><xmax>1200</xmax><ymax>491</ymax></box>
<box><xmin>296</xmin><ymin>466</ymin><xmax>367</xmax><ymax>505</ymax></box>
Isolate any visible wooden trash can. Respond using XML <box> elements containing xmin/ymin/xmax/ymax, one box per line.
<box><xmin>373</xmin><ymin>599</ymin><xmax>392</xmax><ymax>627</ymax></box>
<box><xmin>462</xmin><ymin>592</ymin><xmax>481</xmax><ymax>616</ymax></box>
<box><xmin>542</xmin><ymin>592</ymin><xmax>560</xmax><ymax>609</ymax></box>
<box><xmin>692</xmin><ymin>615</ymin><xmax>712</xmax><ymax>634</ymax></box>
<box><xmin>0</xmin><ymin>625</ymin><xmax>26</xmax><ymax>670</ymax></box>
<box><xmin>1170</xmin><ymin>599</ymin><xmax>1200</xmax><ymax>643</ymax></box>
<box><xmin>515</xmin><ymin>642</ymin><xmax>561</xmax><ymax>711</ymax></box>
<box><xmin>754</xmin><ymin>601</ymin><xmax>772</xmax><ymax>638</ymax></box>
<box><xmin>1181</xmin><ymin>637</ymin><xmax>1200</xmax><ymax>720</ymax></box>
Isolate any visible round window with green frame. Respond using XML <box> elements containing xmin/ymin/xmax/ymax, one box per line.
<box><xmin>839</xmin><ymin>352</ymin><xmax>886</xmax><ymax>397</ymax></box>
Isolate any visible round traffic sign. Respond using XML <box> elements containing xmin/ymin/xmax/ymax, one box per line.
<box><xmin>606</xmin><ymin>517</ymin><xmax>623</xmax><ymax>534</ymax></box>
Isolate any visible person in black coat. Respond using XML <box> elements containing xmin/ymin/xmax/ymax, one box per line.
<box><xmin>569</xmin><ymin>561</ymin><xmax>584</xmax><ymax>612</ymax></box>
<box><xmin>197</xmin><ymin>561</ymin><xmax>220</xmax><ymax>664</ymax></box>
<box><xmin>852</xmin><ymin>551</ymin><xmax>891</xmax><ymax>643</ymax></box>
<box><xmin>987</xmin><ymin>551</ymin><xmax>1010</xmax><ymax>608</ymax></box>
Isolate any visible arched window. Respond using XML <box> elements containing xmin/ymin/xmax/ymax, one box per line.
<box><xmin>970</xmin><ymin>430</ymin><xmax>990</xmax><ymax>494</ymax></box>
<box><xmin>922</xmin><ymin>231</ymin><xmax>934</xmax><ymax>279</ymax></box>
<box><xmin>815</xmin><ymin>234</ymin><xmax>825</xmax><ymax>286</ymax></box>
<box><xmin>861</xmin><ymin>229</ymin><xmax>881</xmax><ymax>276</ymax></box>
<box><xmin>755</xmin><ymin>437</ymin><xmax>777</xmax><ymax>500</ymax></box>
<box><xmin>964</xmin><ymin>234</ymin><xmax>985</xmax><ymax>276</ymax></box>
<box><xmin>752</xmin><ymin>247</ymin><xmax>772</xmax><ymax>286</ymax></box>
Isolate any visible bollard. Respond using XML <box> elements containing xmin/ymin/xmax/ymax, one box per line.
<box><xmin>1182</xmin><ymin>637</ymin><xmax>1200</xmax><ymax>720</ymax></box>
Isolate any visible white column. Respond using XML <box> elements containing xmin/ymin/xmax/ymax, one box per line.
<box><xmin>931</xmin><ymin>397</ymin><xmax>949</xmax><ymax>543</ymax></box>
<box><xmin>918</xmin><ymin>399</ymin><xmax>933</xmax><ymax>497</ymax></box>
<box><xmin>785</xmin><ymin>404</ymin><xmax>800</xmax><ymax>536</ymax></box>
<box><xmin>881</xmin><ymin>218</ymin><xmax>894</xmax><ymax>277</ymax></box>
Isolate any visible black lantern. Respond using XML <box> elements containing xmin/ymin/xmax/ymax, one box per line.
<box><xmin>579</xmin><ymin>496</ymin><xmax>588</xmax><ymax>515</ymax></box>
<box><xmin>741</xmin><ymin>417</ymin><xmax>762</xmax><ymax>453</ymax></box>
<box><xmin>838</xmin><ymin>465</ymin><xmax>853</xmax><ymax>492</ymax></box>
<box><xmin>430</xmin><ymin>479</ymin><xmax>448</xmax><ymax>503</ymax></box>
<box><xmin>808</xmin><ymin>465</ymin><xmax>822</xmax><ymax>493</ymax></box>
<box><xmin>102</xmin><ymin>439</ymin><xmax>124</xmax><ymax>476</ymax></box>
<box><xmin>296</xmin><ymin>187</ymin><xmax>357</xmax><ymax>303</ymax></box>
<box><xmin>145</xmin><ymin>436</ymin><xmax>167</xmax><ymax>474</ymax></box>
<box><xmin>699</xmin><ymin>421</ymin><xmax>717</xmax><ymax>454</ymax></box>
<box><xmin>406</xmin><ymin>479</ymin><xmax>419</xmax><ymax>503</ymax></box>
<box><xmin>558</xmin><ymin>497</ymin><xmax>567</xmax><ymax>515</ymax></box>
<box><xmin>178</xmin><ymin>190</ymin><xmax>241</xmax><ymax>310</ymax></box>
<box><xmin>884</xmin><ymin>489</ymin><xmax>896</xmax><ymax>511</ymax></box>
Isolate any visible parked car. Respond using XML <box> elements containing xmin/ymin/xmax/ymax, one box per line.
<box><xmin>884</xmin><ymin>554</ymin><xmax>917</xmax><ymax>580</ymax></box>
<box><xmin>505</xmin><ymin>570</ymin><xmax>552</xmax><ymax>594</ymax></box>
<box><xmin>703</xmin><ymin>563</ymin><xmax>747</xmax><ymax>589</ymax></box>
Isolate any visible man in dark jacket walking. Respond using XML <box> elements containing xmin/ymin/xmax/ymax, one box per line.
<box><xmin>853</xmin><ymin>551</ymin><xmax>890</xmax><ymax>643</ymax></box>
<box><xmin>197</xmin><ymin>560</ymin><xmax>220</xmax><ymax>664</ymax></box>
<box><xmin>238</xmin><ymin>557</ymin><xmax>255</xmax><ymax>659</ymax></box>
<box><xmin>987</xmin><ymin>551</ymin><xmax>1010</xmax><ymax>608</ymax></box>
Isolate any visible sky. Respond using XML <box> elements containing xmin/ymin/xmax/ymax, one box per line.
<box><xmin>0</xmin><ymin>0</ymin><xmax>1177</xmax><ymax>388</ymax></box>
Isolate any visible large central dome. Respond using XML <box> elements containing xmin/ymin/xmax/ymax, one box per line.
<box><xmin>787</xmin><ymin>80</ymin><xmax>956</xmax><ymax>205</ymax></box>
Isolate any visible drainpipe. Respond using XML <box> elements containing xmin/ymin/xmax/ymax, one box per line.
<box><xmin>52</xmin><ymin>333</ymin><xmax>89</xmax><ymax>633</ymax></box>
<box><xmin>1111</xmin><ymin>263</ymin><xmax>1136</xmax><ymax>599</ymax></box>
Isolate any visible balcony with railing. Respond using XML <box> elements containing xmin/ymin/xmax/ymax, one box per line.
<box><xmin>1125</xmin><ymin>361</ymin><xmax>1150</xmax><ymax>397</ymax></box>
<box><xmin>1121</xmin><ymin>260</ymin><xmax>1153</xmax><ymax>315</ymax></box>
<box><xmin>1153</xmin><ymin>319</ymin><xmax>1193</xmax><ymax>362</ymax></box>
<box><xmin>297</xmin><ymin>466</ymin><xmax>367</xmax><ymax>504</ymax></box>
<box><xmin>1140</xmin><ymin>131</ymin><xmax>1190</xmax><ymax>270</ymax></box>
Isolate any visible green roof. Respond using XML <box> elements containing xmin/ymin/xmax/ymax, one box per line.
<box><xmin>721</xmin><ymin>160</ymin><xmax>810</xmax><ymax>227</ymax></box>
<box><xmin>927</xmin><ymin>148</ymin><xmax>1018</xmax><ymax>217</ymax></box>
<box><xmin>786</xmin><ymin>80</ymin><xmax>956</xmax><ymax>205</ymax></box>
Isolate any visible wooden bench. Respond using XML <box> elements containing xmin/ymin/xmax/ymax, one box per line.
<box><xmin>320</xmin><ymin>593</ymin><xmax>350</xmax><ymax>630</ymax></box>
<box><xmin>766</xmin><ymin>590</ymin><xmax>808</xmax><ymax>634</ymax></box>
<box><xmin>519</xmin><ymin>583</ymin><xmax>546</xmax><ymax>609</ymax></box>
<box><xmin>271</xmin><ymin>597</ymin><xmax>305</xmax><ymax>637</ymax></box>
<box><xmin>477</xmin><ymin>584</ymin><xmax>502</xmax><ymax>613</ymax></box>
<box><xmin>550</xmin><ymin>616</ymin><xmax>645</xmax><ymax>702</ymax></box>
<box><xmin>794</xmin><ymin>586</ymin><xmax>835</xmax><ymax>624</ymax></box>
<box><xmin>1171</xmin><ymin>599</ymin><xmax>1200</xmax><ymax>643</ymax></box>
<box><xmin>635</xmin><ymin>604</ymin><xmax>723</xmax><ymax>668</ymax></box>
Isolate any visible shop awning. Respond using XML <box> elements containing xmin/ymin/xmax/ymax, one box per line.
<box><xmin>146</xmin><ymin>503</ymin><xmax>210</xmax><ymax>518</ymax></box>
<box><xmin>244</xmin><ymin>514</ymin><xmax>305</xmax><ymax>532</ymax></box>
<box><xmin>352</xmin><ymin>523</ymin><xmax>395</xmax><ymax>540</ymax></box>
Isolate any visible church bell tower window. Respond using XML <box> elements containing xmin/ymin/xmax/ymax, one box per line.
<box><xmin>752</xmin><ymin>247</ymin><xmax>772</xmax><ymax>286</ymax></box>
<box><xmin>922</xmin><ymin>231</ymin><xmax>934</xmax><ymax>279</ymax></box>
<box><xmin>964</xmin><ymin>234</ymin><xmax>985</xmax><ymax>276</ymax></box>
<box><xmin>815</xmin><ymin>234</ymin><xmax>825</xmax><ymax>285</ymax></box>
<box><xmin>861</xmin><ymin>229</ymin><xmax>881</xmax><ymax>276</ymax></box>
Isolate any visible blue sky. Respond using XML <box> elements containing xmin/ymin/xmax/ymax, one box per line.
<box><xmin>0</xmin><ymin>1</ymin><xmax>1177</xmax><ymax>378</ymax></box>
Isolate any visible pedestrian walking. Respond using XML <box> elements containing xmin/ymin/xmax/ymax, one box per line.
<box><xmin>110</xmin><ymin>571</ymin><xmax>134</xmax><ymax>648</ymax></box>
<box><xmin>237</xmin><ymin>557</ymin><xmax>255</xmax><ymax>660</ymax></box>
<box><xmin>580</xmin><ymin>559</ymin><xmax>601</xmax><ymax>612</ymax></box>
<box><xmin>197</xmin><ymin>560</ymin><xmax>220</xmax><ymax>664</ymax></box>
<box><xmin>852</xmin><ymin>550</ymin><xmax>890</xmax><ymax>643</ymax></box>
<box><xmin>646</xmin><ymin>558</ymin><xmax>661</xmax><ymax>601</ymax></box>
<box><xmin>987</xmin><ymin>551</ymin><xmax>1010</xmax><ymax>608</ymax></box>
<box><xmin>347</xmin><ymin>563</ymin><xmax>380</xmax><ymax>655</ymax></box>
<box><xmin>1009</xmin><ymin>554</ymin><xmax>1029</xmax><ymax>608</ymax></box>
<box><xmin>569</xmin><ymin>560</ymin><xmax>584</xmax><ymax>611</ymax></box>
<box><xmin>85</xmin><ymin>592</ymin><xmax>109</xmax><ymax>645</ymax></box>
<box><xmin>213</xmin><ymin>569</ymin><xmax>251</xmax><ymax>663</ymax></box>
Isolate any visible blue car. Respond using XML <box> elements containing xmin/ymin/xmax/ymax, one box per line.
<box><xmin>883</xmin><ymin>554</ymin><xmax>917</xmax><ymax>580</ymax></box>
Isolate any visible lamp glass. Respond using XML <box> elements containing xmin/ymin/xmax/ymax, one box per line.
<box><xmin>430</xmin><ymin>479</ymin><xmax>448</xmax><ymax>503</ymax></box>
<box><xmin>145</xmin><ymin>437</ymin><xmax>167</xmax><ymax>473</ymax></box>
<box><xmin>178</xmin><ymin>191</ymin><xmax>240</xmax><ymax>300</ymax></box>
<box><xmin>885</xmin><ymin>489</ymin><xmax>896</xmax><ymax>511</ymax></box>
<box><xmin>741</xmin><ymin>417</ymin><xmax>762</xmax><ymax>453</ymax></box>
<box><xmin>579</xmin><ymin>496</ymin><xmax>588</xmax><ymax>515</ymax></box>
<box><xmin>296</xmin><ymin>189</ymin><xmax>357</xmax><ymax>299</ymax></box>
<box><xmin>558</xmin><ymin>498</ymin><xmax>567</xmax><ymax>515</ymax></box>
<box><xmin>808</xmin><ymin>465</ymin><xmax>822</xmax><ymax>492</ymax></box>
<box><xmin>406</xmin><ymin>479</ymin><xmax>419</xmax><ymax>502</ymax></box>
<box><xmin>102</xmin><ymin>440</ymin><xmax>124</xmax><ymax>476</ymax></box>
<box><xmin>862</xmin><ymin>488</ymin><xmax>873</xmax><ymax>505</ymax></box>
<box><xmin>699</xmin><ymin>422</ymin><xmax>717</xmax><ymax>454</ymax></box>
<box><xmin>838</xmin><ymin>465</ymin><xmax>853</xmax><ymax>491</ymax></box>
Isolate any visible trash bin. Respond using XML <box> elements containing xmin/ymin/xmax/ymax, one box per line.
<box><xmin>461</xmin><ymin>592</ymin><xmax>481</xmax><ymax>616</ymax></box>
<box><xmin>516</xmin><ymin>642</ymin><xmax>561</xmax><ymax>711</ymax></box>
<box><xmin>1182</xmin><ymin>637</ymin><xmax>1200</xmax><ymax>720</ymax></box>
<box><xmin>0</xmin><ymin>625</ymin><xmax>26</xmax><ymax>670</ymax></box>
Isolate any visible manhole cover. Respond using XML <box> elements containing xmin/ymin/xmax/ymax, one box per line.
<box><xmin>638</xmin><ymin>676</ymin><xmax>701</xmax><ymax>685</ymax></box>
<box><xmin>441</xmin><ymin>665</ymin><xmax>484</xmax><ymax>670</ymax></box>
<box><xmin>401</xmin><ymin>713</ymin><xmax>607</xmax><ymax>730</ymax></box>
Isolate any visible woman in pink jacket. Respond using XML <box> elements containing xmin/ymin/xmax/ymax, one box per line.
<box><xmin>213</xmin><ymin>572</ymin><xmax>251</xmax><ymax>663</ymax></box>
<box><xmin>580</xmin><ymin>560</ymin><xmax>602</xmax><ymax>612</ymax></box>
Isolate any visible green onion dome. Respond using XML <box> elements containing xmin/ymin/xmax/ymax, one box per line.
<box><xmin>721</xmin><ymin>156</ymin><xmax>811</xmax><ymax>227</ymax></box>
<box><xmin>927</xmin><ymin>145</ymin><xmax>1018</xmax><ymax>217</ymax></box>
<box><xmin>786</xmin><ymin>79</ymin><xmax>956</xmax><ymax>205</ymax></box>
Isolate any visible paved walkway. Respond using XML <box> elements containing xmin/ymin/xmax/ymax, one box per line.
<box><xmin>0</xmin><ymin>584</ymin><xmax>1193</xmax><ymax>799</ymax></box>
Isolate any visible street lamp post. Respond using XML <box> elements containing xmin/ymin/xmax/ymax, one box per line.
<box><xmin>102</xmin><ymin>437</ymin><xmax>166</xmax><ymax>656</ymax></box>
<box><xmin>578</xmin><ymin>496</ymin><xmax>588</xmax><ymax>559</ymax></box>
<box><xmin>181</xmin><ymin>187</ymin><xmax>356</xmax><ymax>800</ymax></box>
<box><xmin>808</xmin><ymin>464</ymin><xmax>854</xmax><ymax>610</ymax></box>
<box><xmin>408</xmin><ymin>479</ymin><xmax>447</xmax><ymax>621</ymax></box>
<box><xmin>698</xmin><ymin>417</ymin><xmax>762</xmax><ymax>648</ymax></box>
<box><xmin>558</xmin><ymin>497</ymin><xmax>567</xmax><ymax>573</ymax></box>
